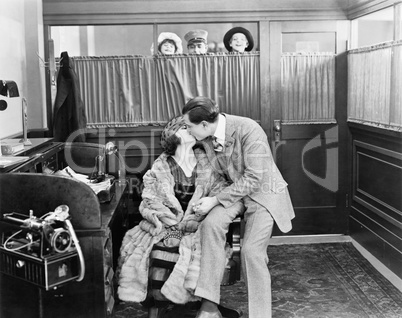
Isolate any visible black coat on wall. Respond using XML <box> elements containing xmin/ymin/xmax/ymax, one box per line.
<box><xmin>53</xmin><ymin>51</ymin><xmax>86</xmax><ymax>142</ymax></box>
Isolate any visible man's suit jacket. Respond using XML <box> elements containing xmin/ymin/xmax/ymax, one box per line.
<box><xmin>202</xmin><ymin>114</ymin><xmax>295</xmax><ymax>233</ymax></box>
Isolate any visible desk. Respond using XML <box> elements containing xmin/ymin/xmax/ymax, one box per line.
<box><xmin>1</xmin><ymin>138</ymin><xmax>54</xmax><ymax>156</ymax></box>
<box><xmin>0</xmin><ymin>174</ymin><xmax>129</xmax><ymax>318</ymax></box>
<box><xmin>62</xmin><ymin>182</ymin><xmax>129</xmax><ymax>318</ymax></box>
<box><xmin>0</xmin><ymin>138</ymin><xmax>64</xmax><ymax>173</ymax></box>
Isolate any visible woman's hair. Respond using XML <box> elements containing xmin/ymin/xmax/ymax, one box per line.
<box><xmin>182</xmin><ymin>96</ymin><xmax>219</xmax><ymax>124</ymax></box>
<box><xmin>160</xmin><ymin>116</ymin><xmax>185</xmax><ymax>155</ymax></box>
<box><xmin>162</xmin><ymin>134</ymin><xmax>181</xmax><ymax>155</ymax></box>
<box><xmin>158</xmin><ymin>39</ymin><xmax>177</xmax><ymax>53</ymax></box>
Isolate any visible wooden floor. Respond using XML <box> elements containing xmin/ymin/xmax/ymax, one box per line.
<box><xmin>270</xmin><ymin>234</ymin><xmax>402</xmax><ymax>293</ymax></box>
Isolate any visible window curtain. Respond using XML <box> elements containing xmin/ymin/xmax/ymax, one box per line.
<box><xmin>348</xmin><ymin>40</ymin><xmax>402</xmax><ymax>130</ymax></box>
<box><xmin>280</xmin><ymin>52</ymin><xmax>336</xmax><ymax>124</ymax></box>
<box><xmin>393</xmin><ymin>41</ymin><xmax>402</xmax><ymax>127</ymax></box>
<box><xmin>71</xmin><ymin>53</ymin><xmax>260</xmax><ymax>128</ymax></box>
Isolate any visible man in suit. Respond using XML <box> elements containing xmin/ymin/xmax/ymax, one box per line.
<box><xmin>182</xmin><ymin>96</ymin><xmax>295</xmax><ymax>318</ymax></box>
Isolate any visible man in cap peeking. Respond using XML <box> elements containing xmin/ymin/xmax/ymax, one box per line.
<box><xmin>184</xmin><ymin>29</ymin><xmax>209</xmax><ymax>54</ymax></box>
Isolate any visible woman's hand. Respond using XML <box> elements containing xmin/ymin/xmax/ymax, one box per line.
<box><xmin>192</xmin><ymin>196</ymin><xmax>219</xmax><ymax>215</ymax></box>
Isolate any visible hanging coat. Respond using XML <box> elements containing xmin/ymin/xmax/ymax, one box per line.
<box><xmin>53</xmin><ymin>51</ymin><xmax>86</xmax><ymax>142</ymax></box>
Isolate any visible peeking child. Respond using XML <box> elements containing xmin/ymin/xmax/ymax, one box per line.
<box><xmin>223</xmin><ymin>26</ymin><xmax>254</xmax><ymax>53</ymax></box>
<box><xmin>151</xmin><ymin>32</ymin><xmax>183</xmax><ymax>55</ymax></box>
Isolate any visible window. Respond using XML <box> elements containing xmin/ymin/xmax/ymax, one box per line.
<box><xmin>348</xmin><ymin>6</ymin><xmax>401</xmax><ymax>129</ymax></box>
<box><xmin>50</xmin><ymin>23</ymin><xmax>258</xmax><ymax>56</ymax></box>
<box><xmin>351</xmin><ymin>6</ymin><xmax>394</xmax><ymax>49</ymax></box>
<box><xmin>51</xmin><ymin>25</ymin><xmax>154</xmax><ymax>56</ymax></box>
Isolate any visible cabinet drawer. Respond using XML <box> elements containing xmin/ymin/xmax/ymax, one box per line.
<box><xmin>43</xmin><ymin>155</ymin><xmax>57</xmax><ymax>171</ymax></box>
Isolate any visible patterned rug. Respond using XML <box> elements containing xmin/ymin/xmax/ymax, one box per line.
<box><xmin>113</xmin><ymin>242</ymin><xmax>402</xmax><ymax>318</ymax></box>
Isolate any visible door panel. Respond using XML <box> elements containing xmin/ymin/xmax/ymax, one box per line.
<box><xmin>270</xmin><ymin>21</ymin><xmax>350</xmax><ymax>235</ymax></box>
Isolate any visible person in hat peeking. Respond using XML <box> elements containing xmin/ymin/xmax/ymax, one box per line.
<box><xmin>151</xmin><ymin>32</ymin><xmax>183</xmax><ymax>55</ymax></box>
<box><xmin>184</xmin><ymin>29</ymin><xmax>209</xmax><ymax>54</ymax></box>
<box><xmin>223</xmin><ymin>27</ymin><xmax>254</xmax><ymax>53</ymax></box>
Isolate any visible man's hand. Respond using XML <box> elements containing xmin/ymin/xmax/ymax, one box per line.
<box><xmin>192</xmin><ymin>197</ymin><xmax>220</xmax><ymax>215</ymax></box>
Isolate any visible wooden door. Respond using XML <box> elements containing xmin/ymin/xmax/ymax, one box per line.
<box><xmin>269</xmin><ymin>21</ymin><xmax>350</xmax><ymax>235</ymax></box>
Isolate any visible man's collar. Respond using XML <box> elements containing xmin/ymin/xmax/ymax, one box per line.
<box><xmin>213</xmin><ymin>113</ymin><xmax>226</xmax><ymax>143</ymax></box>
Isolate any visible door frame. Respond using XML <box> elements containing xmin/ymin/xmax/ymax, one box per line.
<box><xmin>269</xmin><ymin>20</ymin><xmax>351</xmax><ymax>235</ymax></box>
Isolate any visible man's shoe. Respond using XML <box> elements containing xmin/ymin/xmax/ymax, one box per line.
<box><xmin>195</xmin><ymin>310</ymin><xmax>223</xmax><ymax>318</ymax></box>
<box><xmin>217</xmin><ymin>304</ymin><xmax>243</xmax><ymax>317</ymax></box>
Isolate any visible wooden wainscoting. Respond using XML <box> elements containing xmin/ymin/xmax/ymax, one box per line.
<box><xmin>349</xmin><ymin>122</ymin><xmax>402</xmax><ymax>279</ymax></box>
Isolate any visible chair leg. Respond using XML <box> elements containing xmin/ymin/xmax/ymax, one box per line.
<box><xmin>148</xmin><ymin>305</ymin><xmax>168</xmax><ymax>318</ymax></box>
<box><xmin>229</xmin><ymin>217</ymin><xmax>242</xmax><ymax>281</ymax></box>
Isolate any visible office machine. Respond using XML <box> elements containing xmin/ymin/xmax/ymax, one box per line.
<box><xmin>0</xmin><ymin>205</ymin><xmax>85</xmax><ymax>290</ymax></box>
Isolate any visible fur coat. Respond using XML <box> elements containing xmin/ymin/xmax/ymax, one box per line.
<box><xmin>117</xmin><ymin>147</ymin><xmax>227</xmax><ymax>303</ymax></box>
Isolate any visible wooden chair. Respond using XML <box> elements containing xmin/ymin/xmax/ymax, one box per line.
<box><xmin>144</xmin><ymin>219</ymin><xmax>242</xmax><ymax>318</ymax></box>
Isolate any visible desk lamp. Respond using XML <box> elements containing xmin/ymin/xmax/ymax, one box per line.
<box><xmin>0</xmin><ymin>80</ymin><xmax>32</xmax><ymax>149</ymax></box>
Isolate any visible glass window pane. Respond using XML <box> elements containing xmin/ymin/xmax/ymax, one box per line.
<box><xmin>158</xmin><ymin>23</ymin><xmax>258</xmax><ymax>53</ymax></box>
<box><xmin>282</xmin><ymin>32</ymin><xmax>336</xmax><ymax>53</ymax></box>
<box><xmin>51</xmin><ymin>25</ymin><xmax>154</xmax><ymax>56</ymax></box>
<box><xmin>354</xmin><ymin>7</ymin><xmax>394</xmax><ymax>47</ymax></box>
<box><xmin>50</xmin><ymin>23</ymin><xmax>259</xmax><ymax>57</ymax></box>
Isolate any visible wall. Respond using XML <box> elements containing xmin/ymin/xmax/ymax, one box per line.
<box><xmin>0</xmin><ymin>0</ymin><xmax>396</xmax><ymax>140</ymax></box>
<box><xmin>349</xmin><ymin>123</ymin><xmax>402</xmax><ymax>279</ymax></box>
<box><xmin>0</xmin><ymin>0</ymin><xmax>46</xmax><ymax>140</ymax></box>
<box><xmin>42</xmin><ymin>0</ymin><xmax>399</xmax><ymax>23</ymax></box>
<box><xmin>0</xmin><ymin>1</ymin><xmax>25</xmax><ymax>139</ymax></box>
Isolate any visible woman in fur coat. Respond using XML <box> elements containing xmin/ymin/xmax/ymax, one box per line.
<box><xmin>117</xmin><ymin>116</ymin><xmax>243</xmax><ymax>307</ymax></box>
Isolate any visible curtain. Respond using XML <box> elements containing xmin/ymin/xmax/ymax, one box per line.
<box><xmin>348</xmin><ymin>40</ymin><xmax>402</xmax><ymax>130</ymax></box>
<box><xmin>391</xmin><ymin>41</ymin><xmax>402</xmax><ymax>127</ymax></box>
<box><xmin>280</xmin><ymin>52</ymin><xmax>336</xmax><ymax>124</ymax></box>
<box><xmin>72</xmin><ymin>56</ymin><xmax>156</xmax><ymax>127</ymax></box>
<box><xmin>71</xmin><ymin>53</ymin><xmax>260</xmax><ymax>128</ymax></box>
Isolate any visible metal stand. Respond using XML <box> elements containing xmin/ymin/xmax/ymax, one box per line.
<box><xmin>19</xmin><ymin>97</ymin><xmax>32</xmax><ymax>146</ymax></box>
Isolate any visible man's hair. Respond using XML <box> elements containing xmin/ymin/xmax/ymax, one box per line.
<box><xmin>182</xmin><ymin>96</ymin><xmax>219</xmax><ymax>124</ymax></box>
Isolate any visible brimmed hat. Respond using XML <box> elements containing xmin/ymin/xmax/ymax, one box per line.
<box><xmin>151</xmin><ymin>32</ymin><xmax>183</xmax><ymax>54</ymax></box>
<box><xmin>160</xmin><ymin>116</ymin><xmax>185</xmax><ymax>150</ymax></box>
<box><xmin>223</xmin><ymin>27</ymin><xmax>254</xmax><ymax>52</ymax></box>
<box><xmin>184</xmin><ymin>29</ymin><xmax>208</xmax><ymax>45</ymax></box>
